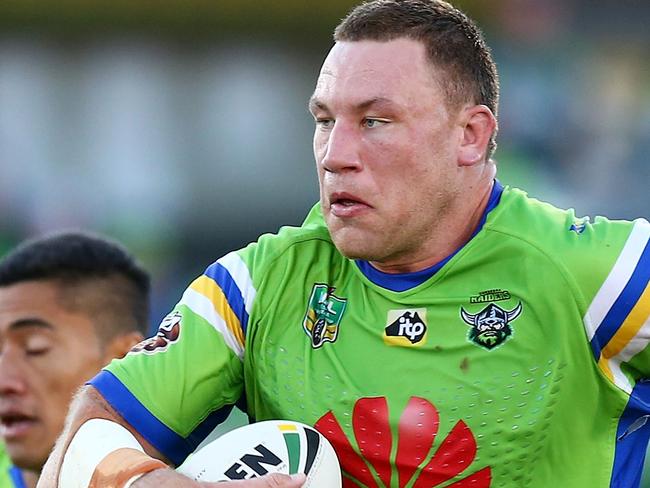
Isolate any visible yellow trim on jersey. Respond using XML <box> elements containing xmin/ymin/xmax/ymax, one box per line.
<box><xmin>597</xmin><ymin>355</ymin><xmax>615</xmax><ymax>382</ymax></box>
<box><xmin>190</xmin><ymin>275</ymin><xmax>245</xmax><ymax>349</ymax></box>
<box><xmin>600</xmin><ymin>282</ymin><xmax>650</xmax><ymax>361</ymax></box>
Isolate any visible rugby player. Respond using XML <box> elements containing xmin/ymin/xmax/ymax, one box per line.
<box><xmin>0</xmin><ymin>232</ymin><xmax>148</xmax><ymax>487</ymax></box>
<box><xmin>39</xmin><ymin>1</ymin><xmax>650</xmax><ymax>487</ymax></box>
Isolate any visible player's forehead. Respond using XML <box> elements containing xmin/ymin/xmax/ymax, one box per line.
<box><xmin>0</xmin><ymin>280</ymin><xmax>90</xmax><ymax>338</ymax></box>
<box><xmin>311</xmin><ymin>38</ymin><xmax>441</xmax><ymax>112</ymax></box>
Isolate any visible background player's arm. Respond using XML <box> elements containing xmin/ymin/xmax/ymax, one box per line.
<box><xmin>38</xmin><ymin>386</ymin><xmax>305</xmax><ymax>488</ymax></box>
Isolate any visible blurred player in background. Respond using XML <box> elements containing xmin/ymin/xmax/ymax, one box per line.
<box><xmin>39</xmin><ymin>0</ymin><xmax>650</xmax><ymax>487</ymax></box>
<box><xmin>0</xmin><ymin>232</ymin><xmax>149</xmax><ymax>487</ymax></box>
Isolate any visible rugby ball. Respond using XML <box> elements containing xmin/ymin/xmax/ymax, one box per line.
<box><xmin>176</xmin><ymin>420</ymin><xmax>342</xmax><ymax>487</ymax></box>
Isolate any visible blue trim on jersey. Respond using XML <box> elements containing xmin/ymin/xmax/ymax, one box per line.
<box><xmin>204</xmin><ymin>262</ymin><xmax>250</xmax><ymax>334</ymax></box>
<box><xmin>90</xmin><ymin>370</ymin><xmax>234</xmax><ymax>466</ymax></box>
<box><xmin>590</xmin><ymin>239</ymin><xmax>650</xmax><ymax>360</ymax></box>
<box><xmin>90</xmin><ymin>370</ymin><xmax>188</xmax><ymax>465</ymax></box>
<box><xmin>9</xmin><ymin>466</ymin><xmax>26</xmax><ymax>488</ymax></box>
<box><xmin>610</xmin><ymin>380</ymin><xmax>650</xmax><ymax>488</ymax></box>
<box><xmin>356</xmin><ymin>180</ymin><xmax>504</xmax><ymax>292</ymax></box>
<box><xmin>356</xmin><ymin>256</ymin><xmax>454</xmax><ymax>293</ymax></box>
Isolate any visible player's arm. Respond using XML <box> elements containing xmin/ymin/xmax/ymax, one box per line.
<box><xmin>577</xmin><ymin>219</ymin><xmax>650</xmax><ymax>390</ymax></box>
<box><xmin>38</xmin><ymin>385</ymin><xmax>305</xmax><ymax>488</ymax></box>
<box><xmin>38</xmin><ymin>385</ymin><xmax>167</xmax><ymax>487</ymax></box>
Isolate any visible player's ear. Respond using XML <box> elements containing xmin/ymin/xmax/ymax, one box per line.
<box><xmin>457</xmin><ymin>104</ymin><xmax>496</xmax><ymax>167</ymax></box>
<box><xmin>103</xmin><ymin>330</ymin><xmax>144</xmax><ymax>363</ymax></box>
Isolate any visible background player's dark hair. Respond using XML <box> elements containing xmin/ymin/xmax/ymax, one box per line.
<box><xmin>0</xmin><ymin>231</ymin><xmax>150</xmax><ymax>340</ymax></box>
<box><xmin>335</xmin><ymin>0</ymin><xmax>500</xmax><ymax>159</ymax></box>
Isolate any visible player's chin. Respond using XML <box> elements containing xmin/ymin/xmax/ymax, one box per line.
<box><xmin>5</xmin><ymin>433</ymin><xmax>51</xmax><ymax>471</ymax></box>
<box><xmin>330</xmin><ymin>229</ymin><xmax>382</xmax><ymax>261</ymax></box>
<box><xmin>5</xmin><ymin>447</ymin><xmax>47</xmax><ymax>473</ymax></box>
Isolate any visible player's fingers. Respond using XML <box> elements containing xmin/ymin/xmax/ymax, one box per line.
<box><xmin>264</xmin><ymin>473</ymin><xmax>306</xmax><ymax>487</ymax></box>
<box><xmin>203</xmin><ymin>473</ymin><xmax>306</xmax><ymax>488</ymax></box>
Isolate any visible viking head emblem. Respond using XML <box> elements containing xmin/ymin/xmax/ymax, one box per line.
<box><xmin>460</xmin><ymin>302</ymin><xmax>522</xmax><ymax>350</ymax></box>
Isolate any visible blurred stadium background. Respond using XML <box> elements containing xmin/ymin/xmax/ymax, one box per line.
<box><xmin>0</xmin><ymin>0</ymin><xmax>649</xmax><ymax>481</ymax></box>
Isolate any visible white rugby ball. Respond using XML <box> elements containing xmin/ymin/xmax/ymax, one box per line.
<box><xmin>176</xmin><ymin>420</ymin><xmax>342</xmax><ymax>487</ymax></box>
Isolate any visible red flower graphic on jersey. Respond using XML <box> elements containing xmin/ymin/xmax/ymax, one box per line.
<box><xmin>315</xmin><ymin>397</ymin><xmax>491</xmax><ymax>488</ymax></box>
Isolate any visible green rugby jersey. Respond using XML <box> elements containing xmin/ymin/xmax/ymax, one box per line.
<box><xmin>93</xmin><ymin>182</ymin><xmax>650</xmax><ymax>487</ymax></box>
<box><xmin>0</xmin><ymin>443</ymin><xmax>25</xmax><ymax>488</ymax></box>
<box><xmin>0</xmin><ymin>444</ymin><xmax>10</xmax><ymax>488</ymax></box>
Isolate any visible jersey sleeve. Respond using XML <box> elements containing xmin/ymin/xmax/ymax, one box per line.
<box><xmin>89</xmin><ymin>250</ymin><xmax>256</xmax><ymax>466</ymax></box>
<box><xmin>580</xmin><ymin>218</ymin><xmax>650</xmax><ymax>394</ymax></box>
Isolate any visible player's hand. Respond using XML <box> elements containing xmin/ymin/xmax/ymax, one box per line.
<box><xmin>133</xmin><ymin>469</ymin><xmax>306</xmax><ymax>488</ymax></box>
<box><xmin>203</xmin><ymin>473</ymin><xmax>306</xmax><ymax>487</ymax></box>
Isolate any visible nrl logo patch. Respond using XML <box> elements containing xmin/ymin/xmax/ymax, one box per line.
<box><xmin>303</xmin><ymin>284</ymin><xmax>347</xmax><ymax>348</ymax></box>
<box><xmin>460</xmin><ymin>302</ymin><xmax>522</xmax><ymax>350</ymax></box>
<box><xmin>131</xmin><ymin>311</ymin><xmax>182</xmax><ymax>355</ymax></box>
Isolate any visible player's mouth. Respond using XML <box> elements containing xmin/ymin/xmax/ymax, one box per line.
<box><xmin>0</xmin><ymin>410</ymin><xmax>38</xmax><ymax>440</ymax></box>
<box><xmin>329</xmin><ymin>192</ymin><xmax>372</xmax><ymax>218</ymax></box>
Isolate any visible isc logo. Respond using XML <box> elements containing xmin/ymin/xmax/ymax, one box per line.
<box><xmin>224</xmin><ymin>444</ymin><xmax>284</xmax><ymax>480</ymax></box>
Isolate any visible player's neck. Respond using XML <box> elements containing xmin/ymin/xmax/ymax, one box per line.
<box><xmin>371</xmin><ymin>170</ymin><xmax>496</xmax><ymax>274</ymax></box>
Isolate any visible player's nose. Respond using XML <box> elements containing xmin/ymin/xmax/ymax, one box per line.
<box><xmin>320</xmin><ymin>122</ymin><xmax>363</xmax><ymax>174</ymax></box>
<box><xmin>0</xmin><ymin>352</ymin><xmax>28</xmax><ymax>396</ymax></box>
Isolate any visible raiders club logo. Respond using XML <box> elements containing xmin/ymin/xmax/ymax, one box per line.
<box><xmin>460</xmin><ymin>302</ymin><xmax>522</xmax><ymax>350</ymax></box>
<box><xmin>131</xmin><ymin>311</ymin><xmax>182</xmax><ymax>355</ymax></box>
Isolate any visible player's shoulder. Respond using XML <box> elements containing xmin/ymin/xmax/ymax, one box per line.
<box><xmin>213</xmin><ymin>203</ymin><xmax>339</xmax><ymax>282</ymax></box>
<box><xmin>489</xmin><ymin>185</ymin><xmax>640</xmax><ymax>254</ymax></box>
<box><xmin>247</xmin><ymin>202</ymin><xmax>334</xmax><ymax>257</ymax></box>
<box><xmin>487</xmin><ymin>185</ymin><xmax>648</xmax><ymax>294</ymax></box>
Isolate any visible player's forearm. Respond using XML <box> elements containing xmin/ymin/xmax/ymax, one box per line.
<box><xmin>127</xmin><ymin>467</ymin><xmax>201</xmax><ymax>487</ymax></box>
<box><xmin>37</xmin><ymin>385</ymin><xmax>169</xmax><ymax>487</ymax></box>
<box><xmin>37</xmin><ymin>385</ymin><xmax>306</xmax><ymax>488</ymax></box>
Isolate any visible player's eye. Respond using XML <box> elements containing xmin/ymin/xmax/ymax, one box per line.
<box><xmin>25</xmin><ymin>345</ymin><xmax>51</xmax><ymax>357</ymax></box>
<box><xmin>315</xmin><ymin>118</ymin><xmax>334</xmax><ymax>129</ymax></box>
<box><xmin>363</xmin><ymin>118</ymin><xmax>387</xmax><ymax>128</ymax></box>
<box><xmin>26</xmin><ymin>347</ymin><xmax>50</xmax><ymax>356</ymax></box>
<box><xmin>23</xmin><ymin>336</ymin><xmax>52</xmax><ymax>356</ymax></box>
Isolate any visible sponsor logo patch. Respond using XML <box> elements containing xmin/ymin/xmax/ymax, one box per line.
<box><xmin>384</xmin><ymin>309</ymin><xmax>427</xmax><ymax>346</ymax></box>
<box><xmin>315</xmin><ymin>397</ymin><xmax>491</xmax><ymax>487</ymax></box>
<box><xmin>460</xmin><ymin>302</ymin><xmax>522</xmax><ymax>350</ymax></box>
<box><xmin>131</xmin><ymin>311</ymin><xmax>182</xmax><ymax>354</ymax></box>
<box><xmin>303</xmin><ymin>284</ymin><xmax>347</xmax><ymax>348</ymax></box>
